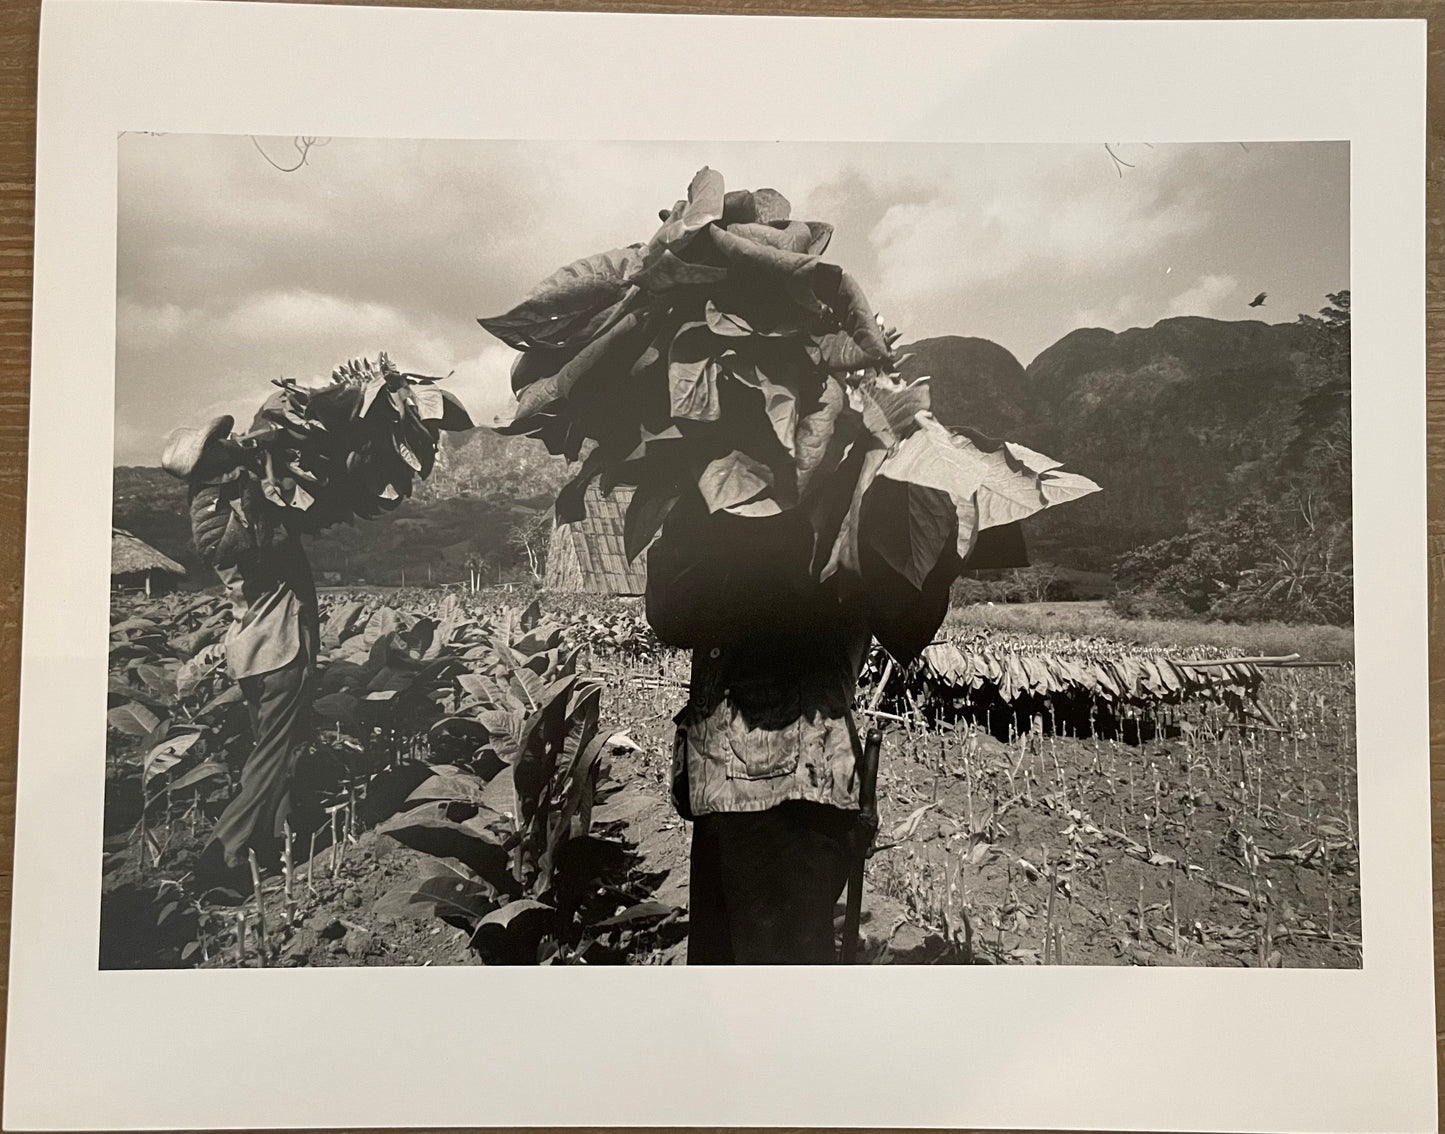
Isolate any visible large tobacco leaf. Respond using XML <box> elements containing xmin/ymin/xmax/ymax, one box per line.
<box><xmin>667</xmin><ymin>322</ymin><xmax>725</xmax><ymax>423</ymax></box>
<box><xmin>864</xmin><ymin>412</ymin><xmax>1101</xmax><ymax>581</ymax></box>
<box><xmin>377</xmin><ymin>803</ymin><xmax>515</xmax><ymax>893</ymax></box>
<box><xmin>622</xmin><ymin>479</ymin><xmax>680</xmax><ymax>561</ymax></box>
<box><xmin>649</xmin><ymin>167</ymin><xmax>726</xmax><ymax>254</ymax></box>
<box><xmin>860</xmin><ymin>478</ymin><xmax>957</xmax><ymax>590</ymax></box>
<box><xmin>820</xmin><ymin>445</ymin><xmax>888</xmax><ymax>582</ymax></box>
<box><xmin>509</xmin><ymin>308</ymin><xmax>649</xmax><ymax>423</ymax></box>
<box><xmin>477</xmin><ymin>245</ymin><xmax>647</xmax><ymax>352</ymax></box>
<box><xmin>629</xmin><ymin>250</ymin><xmax>729</xmax><ymax>294</ymax></box>
<box><xmin>729</xmin><ymin>357</ymin><xmax>799</xmax><ymax>455</ymax></box>
<box><xmin>697</xmin><ymin>450</ymin><xmax>774</xmax><ymax>514</ymax></box>
<box><xmin>793</xmin><ymin>376</ymin><xmax>856</xmax><ymax>502</ymax></box>
<box><xmin>374</xmin><ymin>865</ymin><xmax>498</xmax><ymax>923</ymax></box>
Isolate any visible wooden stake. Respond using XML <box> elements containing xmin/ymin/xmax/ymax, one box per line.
<box><xmin>867</xmin><ymin>657</ymin><xmax>893</xmax><ymax>712</ymax></box>
<box><xmin>247</xmin><ymin>849</ymin><xmax>269</xmax><ymax>968</ymax></box>
<box><xmin>1169</xmin><ymin>864</ymin><xmax>1181</xmax><ymax>956</ymax></box>
<box><xmin>1042</xmin><ymin>862</ymin><xmax>1056</xmax><ymax>966</ymax></box>
<box><xmin>283</xmin><ymin>820</ymin><xmax>294</xmax><ymax>902</ymax></box>
<box><xmin>282</xmin><ymin>821</ymin><xmax>295</xmax><ymax>928</ymax></box>
<box><xmin>306</xmin><ymin>829</ymin><xmax>318</xmax><ymax>896</ymax></box>
<box><xmin>1323</xmin><ymin>844</ymin><xmax>1335</xmax><ymax>940</ymax></box>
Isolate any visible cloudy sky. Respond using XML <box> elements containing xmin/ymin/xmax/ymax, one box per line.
<box><xmin>114</xmin><ymin>137</ymin><xmax>1348</xmax><ymax>466</ymax></box>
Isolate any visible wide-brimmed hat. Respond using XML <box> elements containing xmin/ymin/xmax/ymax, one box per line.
<box><xmin>161</xmin><ymin>415</ymin><xmax>234</xmax><ymax>479</ymax></box>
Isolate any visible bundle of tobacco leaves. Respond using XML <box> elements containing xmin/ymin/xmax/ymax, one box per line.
<box><xmin>234</xmin><ymin>352</ymin><xmax>473</xmax><ymax>530</ymax></box>
<box><xmin>480</xmin><ymin>167</ymin><xmax>1099</xmax><ymax>597</ymax></box>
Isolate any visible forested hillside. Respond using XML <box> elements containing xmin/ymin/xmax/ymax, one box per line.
<box><xmin>901</xmin><ymin>293</ymin><xmax>1352</xmax><ymax>622</ymax></box>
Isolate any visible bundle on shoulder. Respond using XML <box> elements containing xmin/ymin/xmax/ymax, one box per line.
<box><xmin>162</xmin><ymin>353</ymin><xmax>473</xmax><ymax>568</ymax></box>
<box><xmin>480</xmin><ymin>168</ymin><xmax>1100</xmax><ymax>658</ymax></box>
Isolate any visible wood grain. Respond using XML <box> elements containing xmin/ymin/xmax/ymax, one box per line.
<box><xmin>0</xmin><ymin>0</ymin><xmax>36</xmax><ymax>1120</ymax></box>
<box><xmin>0</xmin><ymin>2</ymin><xmax>1437</xmax><ymax>1132</ymax></box>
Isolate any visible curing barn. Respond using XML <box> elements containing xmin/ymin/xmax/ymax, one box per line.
<box><xmin>544</xmin><ymin>483</ymin><xmax>647</xmax><ymax>596</ymax></box>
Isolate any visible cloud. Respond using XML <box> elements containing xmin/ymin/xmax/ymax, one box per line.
<box><xmin>868</xmin><ymin>146</ymin><xmax>1211</xmax><ymax>320</ymax></box>
<box><xmin>1164</xmin><ymin>273</ymin><xmax>1238</xmax><ymax>318</ymax></box>
<box><xmin>213</xmin><ymin>289</ymin><xmax>460</xmax><ymax>379</ymax></box>
<box><xmin>116</xmin><ymin>300</ymin><xmax>195</xmax><ymax>352</ymax></box>
<box><xmin>445</xmin><ymin>342</ymin><xmax>521</xmax><ymax>429</ymax></box>
<box><xmin>219</xmin><ymin>290</ymin><xmax>397</xmax><ymax>343</ymax></box>
<box><xmin>112</xmin><ymin>138</ymin><xmax>1348</xmax><ymax>461</ymax></box>
<box><xmin>1071</xmin><ymin>293</ymin><xmax>1145</xmax><ymax>331</ymax></box>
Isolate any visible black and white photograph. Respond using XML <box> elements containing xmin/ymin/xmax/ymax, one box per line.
<box><xmin>102</xmin><ymin>136</ymin><xmax>1360</xmax><ymax>971</ymax></box>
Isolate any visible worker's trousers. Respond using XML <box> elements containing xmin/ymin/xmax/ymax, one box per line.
<box><xmin>686</xmin><ymin>801</ymin><xmax>856</xmax><ymax>964</ymax></box>
<box><xmin>209</xmin><ymin>633</ymin><xmax>316</xmax><ymax>868</ymax></box>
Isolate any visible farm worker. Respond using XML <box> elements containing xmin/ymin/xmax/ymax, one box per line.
<box><xmin>163</xmin><ymin>415</ymin><xmax>322</xmax><ymax>888</ymax></box>
<box><xmin>647</xmin><ymin>492</ymin><xmax>1024</xmax><ymax>964</ymax></box>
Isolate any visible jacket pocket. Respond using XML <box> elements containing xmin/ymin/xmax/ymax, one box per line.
<box><xmin>722</xmin><ymin>707</ymin><xmax>801</xmax><ymax>781</ymax></box>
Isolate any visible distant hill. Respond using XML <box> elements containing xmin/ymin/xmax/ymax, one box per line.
<box><xmin>904</xmin><ymin>315</ymin><xmax>1331</xmax><ymax>570</ymax></box>
<box><xmin>896</xmin><ymin>336</ymin><xmax>1031</xmax><ymax>439</ymax></box>
<box><xmin>112</xmin><ymin>467</ymin><xmax>201</xmax><ymax>580</ymax></box>
<box><xmin>416</xmin><ymin>427</ymin><xmax>569</xmax><ymax>509</ymax></box>
<box><xmin>1025</xmin><ymin>316</ymin><xmax>1320</xmax><ymax>567</ymax></box>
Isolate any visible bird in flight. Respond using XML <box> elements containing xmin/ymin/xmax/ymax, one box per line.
<box><xmin>1248</xmin><ymin>292</ymin><xmax>1268</xmax><ymax>308</ymax></box>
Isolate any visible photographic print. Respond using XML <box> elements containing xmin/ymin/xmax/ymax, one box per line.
<box><xmin>9</xmin><ymin>5</ymin><xmax>1434</xmax><ymax>1131</ymax></box>
<box><xmin>103</xmin><ymin>135</ymin><xmax>1359</xmax><ymax>971</ymax></box>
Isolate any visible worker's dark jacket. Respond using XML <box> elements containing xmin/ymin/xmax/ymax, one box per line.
<box><xmin>646</xmin><ymin>502</ymin><xmax>865</xmax><ymax>815</ymax></box>
<box><xmin>646</xmin><ymin>492</ymin><xmax>1027</xmax><ymax>817</ymax></box>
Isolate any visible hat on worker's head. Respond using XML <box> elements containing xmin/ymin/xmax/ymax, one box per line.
<box><xmin>161</xmin><ymin>415</ymin><xmax>234</xmax><ymax>480</ymax></box>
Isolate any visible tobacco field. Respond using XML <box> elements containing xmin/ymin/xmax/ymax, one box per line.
<box><xmin>101</xmin><ymin>587</ymin><xmax>1361</xmax><ymax>969</ymax></box>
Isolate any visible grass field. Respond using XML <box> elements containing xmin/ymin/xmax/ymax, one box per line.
<box><xmin>948</xmin><ymin>601</ymin><xmax>1355</xmax><ymax>663</ymax></box>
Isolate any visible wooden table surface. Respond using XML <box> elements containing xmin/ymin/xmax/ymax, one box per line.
<box><xmin>0</xmin><ymin>1</ymin><xmax>1437</xmax><ymax>1131</ymax></box>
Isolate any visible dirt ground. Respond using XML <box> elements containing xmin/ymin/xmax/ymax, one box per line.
<box><xmin>103</xmin><ymin>637</ymin><xmax>1359</xmax><ymax>969</ymax></box>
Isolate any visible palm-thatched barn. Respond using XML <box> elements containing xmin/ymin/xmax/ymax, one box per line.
<box><xmin>111</xmin><ymin>528</ymin><xmax>185</xmax><ymax>595</ymax></box>
<box><xmin>545</xmin><ymin>484</ymin><xmax>647</xmax><ymax>595</ymax></box>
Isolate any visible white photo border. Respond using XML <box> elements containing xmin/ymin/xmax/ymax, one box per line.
<box><xmin>6</xmin><ymin>3</ymin><xmax>1433</xmax><ymax>1131</ymax></box>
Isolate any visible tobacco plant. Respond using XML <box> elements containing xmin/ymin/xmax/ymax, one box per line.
<box><xmin>372</xmin><ymin>599</ymin><xmax>649</xmax><ymax>963</ymax></box>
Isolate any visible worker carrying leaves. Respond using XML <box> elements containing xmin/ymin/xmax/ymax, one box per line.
<box><xmin>161</xmin><ymin>357</ymin><xmax>472</xmax><ymax>892</ymax></box>
<box><xmin>481</xmin><ymin>168</ymin><xmax>1099</xmax><ymax>962</ymax></box>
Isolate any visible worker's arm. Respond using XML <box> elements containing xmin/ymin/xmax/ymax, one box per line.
<box><xmin>863</xmin><ymin>522</ymin><xmax>1029</xmax><ymax>664</ymax></box>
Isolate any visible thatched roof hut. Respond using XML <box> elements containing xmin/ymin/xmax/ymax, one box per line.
<box><xmin>545</xmin><ymin>484</ymin><xmax>647</xmax><ymax>595</ymax></box>
<box><xmin>112</xmin><ymin>528</ymin><xmax>185</xmax><ymax>594</ymax></box>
